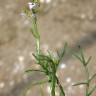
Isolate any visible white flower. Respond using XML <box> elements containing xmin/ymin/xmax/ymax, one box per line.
<box><xmin>28</xmin><ymin>2</ymin><xmax>39</xmax><ymax>10</ymax></box>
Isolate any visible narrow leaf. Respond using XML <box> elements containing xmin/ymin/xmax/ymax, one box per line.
<box><xmin>73</xmin><ymin>53</ymin><xmax>83</xmax><ymax>63</ymax></box>
<box><xmin>25</xmin><ymin>69</ymin><xmax>45</xmax><ymax>73</ymax></box>
<box><xmin>88</xmin><ymin>85</ymin><xmax>96</xmax><ymax>96</ymax></box>
<box><xmin>60</xmin><ymin>90</ymin><xmax>65</xmax><ymax>96</ymax></box>
<box><xmin>57</xmin><ymin>42</ymin><xmax>67</xmax><ymax>63</ymax></box>
<box><xmin>80</xmin><ymin>48</ymin><xmax>86</xmax><ymax>65</ymax></box>
<box><xmin>72</xmin><ymin>82</ymin><xmax>88</xmax><ymax>86</ymax></box>
<box><xmin>85</xmin><ymin>56</ymin><xmax>92</xmax><ymax>66</ymax></box>
<box><xmin>60</xmin><ymin>89</ymin><xmax>65</xmax><ymax>96</ymax></box>
<box><xmin>89</xmin><ymin>73</ymin><xmax>96</xmax><ymax>83</ymax></box>
<box><xmin>32</xmin><ymin>79</ymin><xmax>48</xmax><ymax>86</ymax></box>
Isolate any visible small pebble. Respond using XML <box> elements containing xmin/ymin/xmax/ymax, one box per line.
<box><xmin>81</xmin><ymin>14</ymin><xmax>86</xmax><ymax>19</ymax></box>
<box><xmin>18</xmin><ymin>55</ymin><xmax>24</xmax><ymax>62</ymax></box>
<box><xmin>0</xmin><ymin>82</ymin><xmax>5</xmax><ymax>89</ymax></box>
<box><xmin>60</xmin><ymin>63</ymin><xmax>67</xmax><ymax>69</ymax></box>
<box><xmin>66</xmin><ymin>77</ymin><xmax>72</xmax><ymax>83</ymax></box>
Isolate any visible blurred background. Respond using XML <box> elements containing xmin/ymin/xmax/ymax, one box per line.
<box><xmin>0</xmin><ymin>0</ymin><xmax>96</xmax><ymax>96</ymax></box>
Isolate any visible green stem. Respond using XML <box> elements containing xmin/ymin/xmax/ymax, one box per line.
<box><xmin>56</xmin><ymin>76</ymin><xmax>65</xmax><ymax>96</ymax></box>
<box><xmin>88</xmin><ymin>85</ymin><xmax>96</xmax><ymax>96</ymax></box>
<box><xmin>84</xmin><ymin>66</ymin><xmax>89</xmax><ymax>96</ymax></box>
<box><xmin>51</xmin><ymin>75</ymin><xmax>56</xmax><ymax>96</ymax></box>
<box><xmin>72</xmin><ymin>82</ymin><xmax>88</xmax><ymax>86</ymax></box>
<box><xmin>36</xmin><ymin>38</ymin><xmax>40</xmax><ymax>54</ymax></box>
<box><xmin>25</xmin><ymin>69</ymin><xmax>45</xmax><ymax>73</ymax></box>
<box><xmin>32</xmin><ymin>16</ymin><xmax>40</xmax><ymax>55</ymax></box>
<box><xmin>50</xmin><ymin>68</ymin><xmax>56</xmax><ymax>96</ymax></box>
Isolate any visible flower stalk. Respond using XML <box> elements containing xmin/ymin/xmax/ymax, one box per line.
<box><xmin>24</xmin><ymin>1</ymin><xmax>66</xmax><ymax>96</ymax></box>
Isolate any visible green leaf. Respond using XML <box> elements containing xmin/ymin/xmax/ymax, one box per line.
<box><xmin>80</xmin><ymin>48</ymin><xmax>86</xmax><ymax>65</ymax></box>
<box><xmin>57</xmin><ymin>42</ymin><xmax>67</xmax><ymax>63</ymax></box>
<box><xmin>31</xmin><ymin>19</ymin><xmax>40</xmax><ymax>39</ymax></box>
<box><xmin>25</xmin><ymin>69</ymin><xmax>45</xmax><ymax>73</ymax></box>
<box><xmin>60</xmin><ymin>88</ymin><xmax>65</xmax><ymax>96</ymax></box>
<box><xmin>73</xmin><ymin>53</ymin><xmax>83</xmax><ymax>63</ymax></box>
<box><xmin>31</xmin><ymin>27</ymin><xmax>38</xmax><ymax>38</ymax></box>
<box><xmin>88</xmin><ymin>85</ymin><xmax>96</xmax><ymax>96</ymax></box>
<box><xmin>73</xmin><ymin>47</ymin><xmax>91</xmax><ymax>67</ymax></box>
<box><xmin>31</xmin><ymin>79</ymin><xmax>48</xmax><ymax>86</ymax></box>
<box><xmin>85</xmin><ymin>56</ymin><xmax>92</xmax><ymax>66</ymax></box>
<box><xmin>89</xmin><ymin>73</ymin><xmax>96</xmax><ymax>83</ymax></box>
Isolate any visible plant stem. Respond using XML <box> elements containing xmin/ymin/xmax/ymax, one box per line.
<box><xmin>84</xmin><ymin>66</ymin><xmax>89</xmax><ymax>96</ymax></box>
<box><xmin>36</xmin><ymin>38</ymin><xmax>40</xmax><ymax>54</ymax></box>
<box><xmin>56</xmin><ymin>76</ymin><xmax>65</xmax><ymax>96</ymax></box>
<box><xmin>34</xmin><ymin>17</ymin><xmax>40</xmax><ymax>55</ymax></box>
<box><xmin>51</xmin><ymin>75</ymin><xmax>56</xmax><ymax>96</ymax></box>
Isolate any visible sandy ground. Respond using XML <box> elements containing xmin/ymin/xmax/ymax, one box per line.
<box><xmin>0</xmin><ymin>0</ymin><xmax>96</xmax><ymax>96</ymax></box>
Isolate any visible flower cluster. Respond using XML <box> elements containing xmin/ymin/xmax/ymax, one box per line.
<box><xmin>28</xmin><ymin>1</ymin><xmax>40</xmax><ymax>18</ymax></box>
<box><xmin>28</xmin><ymin>2</ymin><xmax>39</xmax><ymax>10</ymax></box>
